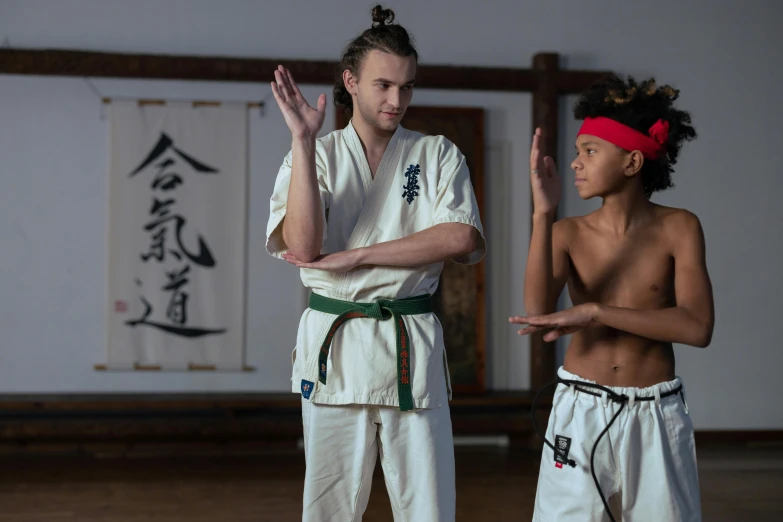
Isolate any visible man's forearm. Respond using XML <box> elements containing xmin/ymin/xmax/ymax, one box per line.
<box><xmin>595</xmin><ymin>304</ymin><xmax>713</xmax><ymax>348</ymax></box>
<box><xmin>355</xmin><ymin>223</ymin><xmax>481</xmax><ymax>267</ymax></box>
<box><xmin>282</xmin><ymin>137</ymin><xmax>324</xmax><ymax>263</ymax></box>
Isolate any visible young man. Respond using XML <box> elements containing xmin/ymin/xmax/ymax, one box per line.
<box><xmin>266</xmin><ymin>6</ymin><xmax>485</xmax><ymax>521</ymax></box>
<box><xmin>510</xmin><ymin>75</ymin><xmax>714</xmax><ymax>522</ymax></box>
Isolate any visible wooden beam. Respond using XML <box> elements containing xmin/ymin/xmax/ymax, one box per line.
<box><xmin>529</xmin><ymin>53</ymin><xmax>560</xmax><ymax>391</ymax></box>
<box><xmin>0</xmin><ymin>392</ymin><xmax>551</xmax><ymax>446</ymax></box>
<box><xmin>0</xmin><ymin>391</ymin><xmax>542</xmax><ymax>411</ymax></box>
<box><xmin>0</xmin><ymin>48</ymin><xmax>334</xmax><ymax>84</ymax></box>
<box><xmin>0</xmin><ymin>48</ymin><xmax>609</xmax><ymax>94</ymax></box>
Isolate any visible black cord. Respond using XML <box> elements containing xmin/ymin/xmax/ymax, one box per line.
<box><xmin>531</xmin><ymin>380</ymin><xmax>577</xmax><ymax>467</ymax></box>
<box><xmin>589</xmin><ymin>400</ymin><xmax>625</xmax><ymax>521</ymax></box>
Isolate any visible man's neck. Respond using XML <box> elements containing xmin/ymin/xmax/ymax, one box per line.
<box><xmin>352</xmin><ymin>113</ymin><xmax>397</xmax><ymax>166</ymax></box>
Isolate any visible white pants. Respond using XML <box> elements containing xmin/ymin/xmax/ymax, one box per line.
<box><xmin>301</xmin><ymin>400</ymin><xmax>456</xmax><ymax>522</ymax></box>
<box><xmin>533</xmin><ymin>367</ymin><xmax>701</xmax><ymax>522</ymax></box>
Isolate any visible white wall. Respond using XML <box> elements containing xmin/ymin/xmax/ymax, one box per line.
<box><xmin>1</xmin><ymin>0</ymin><xmax>780</xmax><ymax>428</ymax></box>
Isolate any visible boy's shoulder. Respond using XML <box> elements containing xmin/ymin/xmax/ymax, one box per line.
<box><xmin>654</xmin><ymin>206</ymin><xmax>705</xmax><ymax>254</ymax></box>
<box><xmin>552</xmin><ymin>214</ymin><xmax>590</xmax><ymax>236</ymax></box>
<box><xmin>652</xmin><ymin>205</ymin><xmax>703</xmax><ymax>235</ymax></box>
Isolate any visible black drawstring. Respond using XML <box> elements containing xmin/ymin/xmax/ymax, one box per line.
<box><xmin>531</xmin><ymin>380</ymin><xmax>578</xmax><ymax>468</ymax></box>
<box><xmin>531</xmin><ymin>377</ymin><xmax>683</xmax><ymax>522</ymax></box>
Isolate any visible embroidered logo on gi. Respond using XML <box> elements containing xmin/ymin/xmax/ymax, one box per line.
<box><xmin>554</xmin><ymin>434</ymin><xmax>572</xmax><ymax>468</ymax></box>
<box><xmin>319</xmin><ymin>362</ymin><xmax>327</xmax><ymax>381</ymax></box>
<box><xmin>301</xmin><ymin>379</ymin><xmax>314</xmax><ymax>399</ymax></box>
<box><xmin>402</xmin><ymin>164</ymin><xmax>421</xmax><ymax>204</ymax></box>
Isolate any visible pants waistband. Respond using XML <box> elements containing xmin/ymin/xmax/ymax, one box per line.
<box><xmin>557</xmin><ymin>366</ymin><xmax>684</xmax><ymax>403</ymax></box>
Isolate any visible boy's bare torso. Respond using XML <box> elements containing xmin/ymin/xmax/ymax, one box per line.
<box><xmin>560</xmin><ymin>204</ymin><xmax>684</xmax><ymax>387</ymax></box>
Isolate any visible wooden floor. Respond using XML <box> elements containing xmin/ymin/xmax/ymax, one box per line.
<box><xmin>0</xmin><ymin>445</ymin><xmax>781</xmax><ymax>521</ymax></box>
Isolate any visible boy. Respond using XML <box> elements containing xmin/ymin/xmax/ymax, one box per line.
<box><xmin>511</xmin><ymin>75</ymin><xmax>714</xmax><ymax>522</ymax></box>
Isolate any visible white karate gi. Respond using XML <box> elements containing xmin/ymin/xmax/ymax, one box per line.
<box><xmin>266</xmin><ymin>121</ymin><xmax>485</xmax><ymax>521</ymax></box>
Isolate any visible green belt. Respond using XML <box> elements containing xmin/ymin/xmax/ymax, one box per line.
<box><xmin>308</xmin><ymin>292</ymin><xmax>432</xmax><ymax>411</ymax></box>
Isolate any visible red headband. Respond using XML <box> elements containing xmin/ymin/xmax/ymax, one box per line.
<box><xmin>577</xmin><ymin>117</ymin><xmax>669</xmax><ymax>159</ymax></box>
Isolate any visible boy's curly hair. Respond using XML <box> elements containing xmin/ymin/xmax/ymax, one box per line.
<box><xmin>574</xmin><ymin>75</ymin><xmax>697</xmax><ymax>198</ymax></box>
